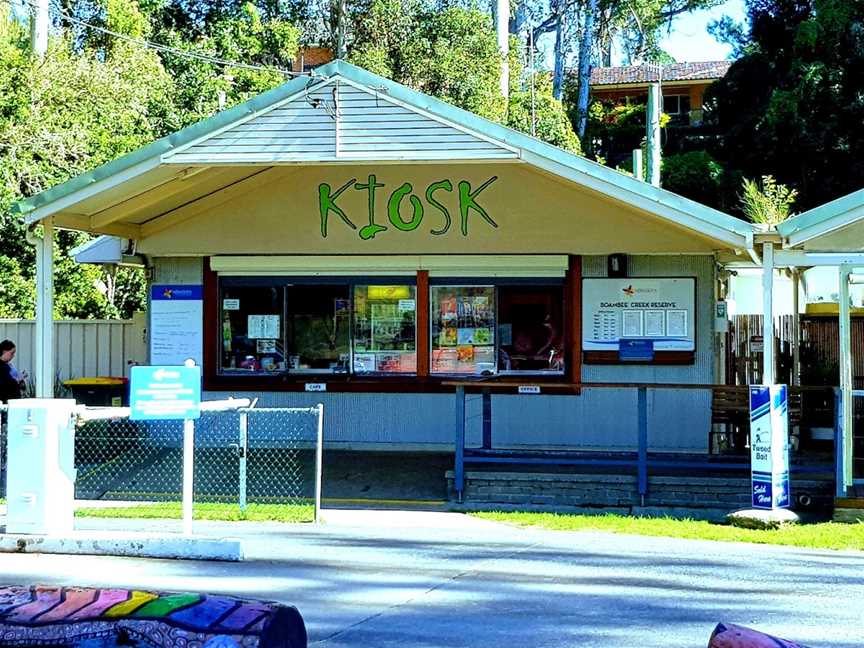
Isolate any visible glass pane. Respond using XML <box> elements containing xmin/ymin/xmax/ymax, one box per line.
<box><xmin>498</xmin><ymin>286</ymin><xmax>564</xmax><ymax>374</ymax></box>
<box><xmin>662</xmin><ymin>95</ymin><xmax>679</xmax><ymax>114</ymax></box>
<box><xmin>680</xmin><ymin>95</ymin><xmax>691</xmax><ymax>114</ymax></box>
<box><xmin>287</xmin><ymin>285</ymin><xmax>350</xmax><ymax>373</ymax></box>
<box><xmin>352</xmin><ymin>285</ymin><xmax>417</xmax><ymax>374</ymax></box>
<box><xmin>430</xmin><ymin>286</ymin><xmax>496</xmax><ymax>375</ymax></box>
<box><xmin>221</xmin><ymin>285</ymin><xmax>285</xmax><ymax>374</ymax></box>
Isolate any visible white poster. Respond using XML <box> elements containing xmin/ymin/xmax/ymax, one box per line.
<box><xmin>248</xmin><ymin>315</ymin><xmax>280</xmax><ymax>339</ymax></box>
<box><xmin>150</xmin><ymin>285</ymin><xmax>203</xmax><ymax>366</ymax></box>
<box><xmin>582</xmin><ymin>278</ymin><xmax>696</xmax><ymax>351</ymax></box>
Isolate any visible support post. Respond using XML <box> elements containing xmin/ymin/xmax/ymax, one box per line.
<box><xmin>182</xmin><ymin>418</ymin><xmax>194</xmax><ymax>535</ymax></box>
<box><xmin>834</xmin><ymin>387</ymin><xmax>845</xmax><ymax>498</ymax></box>
<box><xmin>35</xmin><ymin>219</ymin><xmax>54</xmax><ymax>398</ymax></box>
<box><xmin>839</xmin><ymin>264</ymin><xmax>853</xmax><ymax>492</ymax></box>
<box><xmin>454</xmin><ymin>386</ymin><xmax>465</xmax><ymax>502</ymax></box>
<box><xmin>792</xmin><ymin>270</ymin><xmax>801</xmax><ymax>386</ymax></box>
<box><xmin>632</xmin><ymin>149</ymin><xmax>643</xmax><ymax>183</ymax></box>
<box><xmin>239</xmin><ymin>410</ymin><xmax>248</xmax><ymax>512</ymax></box>
<box><xmin>314</xmin><ymin>403</ymin><xmax>324</xmax><ymax>523</ymax></box>
<box><xmin>637</xmin><ymin>387</ymin><xmax>648</xmax><ymax>504</ymax></box>
<box><xmin>761</xmin><ymin>242</ymin><xmax>775</xmax><ymax>385</ymax></box>
<box><xmin>646</xmin><ymin>83</ymin><xmax>661</xmax><ymax>187</ymax></box>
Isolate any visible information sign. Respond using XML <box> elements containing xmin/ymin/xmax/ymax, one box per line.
<box><xmin>749</xmin><ymin>385</ymin><xmax>791</xmax><ymax>509</ymax></box>
<box><xmin>150</xmin><ymin>285</ymin><xmax>203</xmax><ymax>366</ymax></box>
<box><xmin>619</xmin><ymin>339</ymin><xmax>655</xmax><ymax>362</ymax></box>
<box><xmin>582</xmin><ymin>278</ymin><xmax>695</xmax><ymax>352</ymax></box>
<box><xmin>130</xmin><ymin>365</ymin><xmax>201</xmax><ymax>421</ymax></box>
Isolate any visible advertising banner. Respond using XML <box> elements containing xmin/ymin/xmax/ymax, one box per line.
<box><xmin>749</xmin><ymin>385</ymin><xmax>791</xmax><ymax>509</ymax></box>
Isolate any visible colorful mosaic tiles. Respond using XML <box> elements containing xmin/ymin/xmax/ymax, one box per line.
<box><xmin>0</xmin><ymin>585</ymin><xmax>306</xmax><ymax>647</ymax></box>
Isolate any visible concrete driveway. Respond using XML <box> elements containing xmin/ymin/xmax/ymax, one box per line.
<box><xmin>1</xmin><ymin>510</ymin><xmax>862</xmax><ymax>647</ymax></box>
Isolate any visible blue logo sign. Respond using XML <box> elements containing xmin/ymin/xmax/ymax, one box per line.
<box><xmin>130</xmin><ymin>365</ymin><xmax>201</xmax><ymax>421</ymax></box>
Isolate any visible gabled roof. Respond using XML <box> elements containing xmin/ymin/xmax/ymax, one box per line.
<box><xmin>777</xmin><ymin>186</ymin><xmax>864</xmax><ymax>249</ymax></box>
<box><xmin>12</xmin><ymin>59</ymin><xmax>751</xmax><ymax>249</ymax></box>
<box><xmin>590</xmin><ymin>61</ymin><xmax>732</xmax><ymax>87</ymax></box>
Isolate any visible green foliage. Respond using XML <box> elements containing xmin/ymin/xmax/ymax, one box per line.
<box><xmin>349</xmin><ymin>0</ymin><xmax>506</xmax><ymax>122</ymax></box>
<box><xmin>507</xmin><ymin>74</ymin><xmax>581</xmax><ymax>153</ymax></box>
<box><xmin>705</xmin><ymin>0</ymin><xmax>864</xmax><ymax>212</ymax></box>
<box><xmin>580</xmin><ymin>99</ymin><xmax>669</xmax><ymax>166</ymax></box>
<box><xmin>739</xmin><ymin>175</ymin><xmax>797</xmax><ymax>226</ymax></box>
<box><xmin>661</xmin><ymin>150</ymin><xmax>724</xmax><ymax>206</ymax></box>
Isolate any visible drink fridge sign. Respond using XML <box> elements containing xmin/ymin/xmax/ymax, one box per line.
<box><xmin>749</xmin><ymin>385</ymin><xmax>791</xmax><ymax>509</ymax></box>
<box><xmin>582</xmin><ymin>278</ymin><xmax>696</xmax><ymax>351</ymax></box>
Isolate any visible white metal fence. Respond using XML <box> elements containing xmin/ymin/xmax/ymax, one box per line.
<box><xmin>0</xmin><ymin>316</ymin><xmax>147</xmax><ymax>387</ymax></box>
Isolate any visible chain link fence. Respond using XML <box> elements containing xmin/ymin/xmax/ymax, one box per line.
<box><xmin>1</xmin><ymin>404</ymin><xmax>323</xmax><ymax>530</ymax></box>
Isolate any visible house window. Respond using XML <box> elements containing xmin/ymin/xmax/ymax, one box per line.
<box><xmin>218</xmin><ymin>278</ymin><xmax>416</xmax><ymax>375</ymax></box>
<box><xmin>430</xmin><ymin>283</ymin><xmax>564</xmax><ymax>375</ymax></box>
<box><xmin>663</xmin><ymin>95</ymin><xmax>691</xmax><ymax>115</ymax></box>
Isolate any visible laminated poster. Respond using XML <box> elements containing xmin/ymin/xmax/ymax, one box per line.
<box><xmin>456</xmin><ymin>345</ymin><xmax>474</xmax><ymax>362</ymax></box>
<box><xmin>666</xmin><ymin>310</ymin><xmax>687</xmax><ymax>337</ymax></box>
<box><xmin>248</xmin><ymin>314</ymin><xmax>280</xmax><ymax>339</ymax></box>
<box><xmin>439</xmin><ymin>327</ymin><xmax>457</xmax><ymax>346</ymax></box>
<box><xmin>457</xmin><ymin>328</ymin><xmax>475</xmax><ymax>345</ymax></box>
<box><xmin>432</xmin><ymin>348</ymin><xmax>458</xmax><ymax>373</ymax></box>
<box><xmin>440</xmin><ymin>297</ymin><xmax>457</xmax><ymax>321</ymax></box>
<box><xmin>644</xmin><ymin>310</ymin><xmax>665</xmax><ymax>337</ymax></box>
<box><xmin>353</xmin><ymin>353</ymin><xmax>376</xmax><ymax>372</ymax></box>
<box><xmin>150</xmin><ymin>285</ymin><xmax>203</xmax><ymax>366</ymax></box>
<box><xmin>256</xmin><ymin>339</ymin><xmax>276</xmax><ymax>354</ymax></box>
<box><xmin>622</xmin><ymin>310</ymin><xmax>643</xmax><ymax>337</ymax></box>
<box><xmin>473</xmin><ymin>327</ymin><xmax>493</xmax><ymax>345</ymax></box>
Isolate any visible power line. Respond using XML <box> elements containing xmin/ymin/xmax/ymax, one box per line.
<box><xmin>4</xmin><ymin>0</ymin><xmax>309</xmax><ymax>77</ymax></box>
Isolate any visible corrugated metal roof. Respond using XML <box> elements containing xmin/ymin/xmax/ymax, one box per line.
<box><xmin>590</xmin><ymin>61</ymin><xmax>732</xmax><ymax>86</ymax></box>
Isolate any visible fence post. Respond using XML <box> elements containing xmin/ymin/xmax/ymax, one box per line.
<box><xmin>239</xmin><ymin>410</ymin><xmax>248</xmax><ymax>512</ymax></box>
<box><xmin>454</xmin><ymin>386</ymin><xmax>465</xmax><ymax>502</ymax></box>
<box><xmin>182</xmin><ymin>418</ymin><xmax>194</xmax><ymax>535</ymax></box>
<box><xmin>314</xmin><ymin>403</ymin><xmax>324</xmax><ymax>524</ymax></box>
<box><xmin>637</xmin><ymin>386</ymin><xmax>648</xmax><ymax>506</ymax></box>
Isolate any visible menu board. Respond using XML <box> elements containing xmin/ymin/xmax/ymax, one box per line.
<box><xmin>582</xmin><ymin>278</ymin><xmax>695</xmax><ymax>352</ymax></box>
<box><xmin>150</xmin><ymin>285</ymin><xmax>203</xmax><ymax>365</ymax></box>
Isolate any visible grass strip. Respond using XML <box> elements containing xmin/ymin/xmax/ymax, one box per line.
<box><xmin>472</xmin><ymin>511</ymin><xmax>864</xmax><ymax>552</ymax></box>
<box><xmin>75</xmin><ymin>501</ymin><xmax>314</xmax><ymax>523</ymax></box>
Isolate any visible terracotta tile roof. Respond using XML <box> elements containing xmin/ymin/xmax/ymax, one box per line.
<box><xmin>589</xmin><ymin>61</ymin><xmax>732</xmax><ymax>86</ymax></box>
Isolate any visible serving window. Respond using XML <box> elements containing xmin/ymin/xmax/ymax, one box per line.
<box><xmin>218</xmin><ymin>278</ymin><xmax>417</xmax><ymax>376</ymax></box>
<box><xmin>430</xmin><ymin>282</ymin><xmax>564</xmax><ymax>376</ymax></box>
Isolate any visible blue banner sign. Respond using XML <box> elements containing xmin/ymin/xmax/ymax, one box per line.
<box><xmin>130</xmin><ymin>365</ymin><xmax>201</xmax><ymax>421</ymax></box>
<box><xmin>618</xmin><ymin>339</ymin><xmax>655</xmax><ymax>362</ymax></box>
<box><xmin>749</xmin><ymin>385</ymin><xmax>791</xmax><ymax>509</ymax></box>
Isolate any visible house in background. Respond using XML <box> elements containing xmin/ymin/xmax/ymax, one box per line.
<box><xmin>589</xmin><ymin>61</ymin><xmax>731</xmax><ymax>126</ymax></box>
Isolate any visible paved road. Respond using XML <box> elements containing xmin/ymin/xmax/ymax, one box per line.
<box><xmin>1</xmin><ymin>510</ymin><xmax>862</xmax><ymax>647</ymax></box>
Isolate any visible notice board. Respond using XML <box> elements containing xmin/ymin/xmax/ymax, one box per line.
<box><xmin>150</xmin><ymin>285</ymin><xmax>203</xmax><ymax>366</ymax></box>
<box><xmin>582</xmin><ymin>278</ymin><xmax>696</xmax><ymax>352</ymax></box>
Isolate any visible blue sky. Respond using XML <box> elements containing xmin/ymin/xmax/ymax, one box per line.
<box><xmin>658</xmin><ymin>0</ymin><xmax>747</xmax><ymax>62</ymax></box>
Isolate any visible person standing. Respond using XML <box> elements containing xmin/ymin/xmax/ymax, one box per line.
<box><xmin>0</xmin><ymin>339</ymin><xmax>23</xmax><ymax>404</ymax></box>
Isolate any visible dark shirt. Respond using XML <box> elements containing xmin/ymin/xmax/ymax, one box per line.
<box><xmin>0</xmin><ymin>360</ymin><xmax>21</xmax><ymax>403</ymax></box>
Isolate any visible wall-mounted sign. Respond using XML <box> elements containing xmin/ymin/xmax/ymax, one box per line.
<box><xmin>518</xmin><ymin>385</ymin><xmax>541</xmax><ymax>394</ymax></box>
<box><xmin>305</xmin><ymin>383</ymin><xmax>327</xmax><ymax>392</ymax></box>
<box><xmin>150</xmin><ymin>285</ymin><xmax>203</xmax><ymax>366</ymax></box>
<box><xmin>582</xmin><ymin>278</ymin><xmax>696</xmax><ymax>352</ymax></box>
<box><xmin>130</xmin><ymin>365</ymin><xmax>201</xmax><ymax>421</ymax></box>
<box><xmin>318</xmin><ymin>174</ymin><xmax>499</xmax><ymax>240</ymax></box>
<box><xmin>619</xmin><ymin>339</ymin><xmax>655</xmax><ymax>361</ymax></box>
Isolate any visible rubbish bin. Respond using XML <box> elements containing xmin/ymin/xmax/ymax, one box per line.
<box><xmin>63</xmin><ymin>377</ymin><xmax>129</xmax><ymax>406</ymax></box>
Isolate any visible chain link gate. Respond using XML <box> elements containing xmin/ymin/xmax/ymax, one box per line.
<box><xmin>2</xmin><ymin>404</ymin><xmax>327</xmax><ymax>532</ymax></box>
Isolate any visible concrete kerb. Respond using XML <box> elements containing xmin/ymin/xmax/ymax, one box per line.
<box><xmin>0</xmin><ymin>530</ymin><xmax>245</xmax><ymax>561</ymax></box>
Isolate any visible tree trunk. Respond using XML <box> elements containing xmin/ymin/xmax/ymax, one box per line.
<box><xmin>574</xmin><ymin>0</ymin><xmax>597</xmax><ymax>139</ymax></box>
<box><xmin>330</xmin><ymin>0</ymin><xmax>348</xmax><ymax>59</ymax></box>
<box><xmin>551</xmin><ymin>0</ymin><xmax>567</xmax><ymax>100</ymax></box>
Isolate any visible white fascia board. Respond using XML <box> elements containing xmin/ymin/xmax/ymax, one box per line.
<box><xmin>336</xmin><ymin>77</ymin><xmax>520</xmax><ymax>155</ymax></box>
<box><xmin>784</xmin><ymin>203</ymin><xmax>864</xmax><ymax>248</ymax></box>
<box><xmin>23</xmin><ymin>157</ymin><xmax>162</xmax><ymax>224</ymax></box>
<box><xmin>521</xmin><ymin>150</ymin><xmax>749</xmax><ymax>249</ymax></box>
<box><xmin>161</xmin><ymin>77</ymin><xmax>338</xmax><ymax>163</ymax></box>
<box><xmin>774</xmin><ymin>250</ymin><xmax>864</xmax><ymax>267</ymax></box>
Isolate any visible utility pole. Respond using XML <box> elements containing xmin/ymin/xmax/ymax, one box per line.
<box><xmin>30</xmin><ymin>0</ymin><xmax>49</xmax><ymax>57</ymax></box>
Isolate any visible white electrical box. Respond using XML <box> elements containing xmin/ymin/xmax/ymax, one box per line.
<box><xmin>5</xmin><ymin>399</ymin><xmax>77</xmax><ymax>535</ymax></box>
